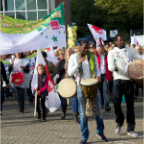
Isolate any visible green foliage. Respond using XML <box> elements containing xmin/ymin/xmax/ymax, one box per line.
<box><xmin>71</xmin><ymin>0</ymin><xmax>143</xmax><ymax>41</ymax></box>
<box><xmin>94</xmin><ymin>0</ymin><xmax>143</xmax><ymax>16</ymax></box>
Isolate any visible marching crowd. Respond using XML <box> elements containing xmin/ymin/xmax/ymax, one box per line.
<box><xmin>0</xmin><ymin>33</ymin><xmax>144</xmax><ymax>144</ymax></box>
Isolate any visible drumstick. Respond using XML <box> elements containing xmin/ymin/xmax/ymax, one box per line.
<box><xmin>34</xmin><ymin>90</ymin><xmax>37</xmax><ymax>117</ymax></box>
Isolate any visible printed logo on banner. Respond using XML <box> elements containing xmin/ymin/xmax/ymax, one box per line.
<box><xmin>49</xmin><ymin>20</ymin><xmax>60</xmax><ymax>30</ymax></box>
<box><xmin>92</xmin><ymin>25</ymin><xmax>102</xmax><ymax>34</ymax></box>
<box><xmin>46</xmin><ymin>48</ymin><xmax>51</xmax><ymax>51</ymax></box>
<box><xmin>29</xmin><ymin>58</ymin><xmax>36</xmax><ymax>70</ymax></box>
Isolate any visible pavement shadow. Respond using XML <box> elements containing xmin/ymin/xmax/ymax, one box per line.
<box><xmin>87</xmin><ymin>135</ymin><xmax>144</xmax><ymax>144</ymax></box>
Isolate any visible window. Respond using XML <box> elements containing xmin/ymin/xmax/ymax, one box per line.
<box><xmin>0</xmin><ymin>0</ymin><xmax>55</xmax><ymax>20</ymax></box>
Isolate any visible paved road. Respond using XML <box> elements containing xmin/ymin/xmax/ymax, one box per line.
<box><xmin>1</xmin><ymin>92</ymin><xmax>144</xmax><ymax>144</ymax></box>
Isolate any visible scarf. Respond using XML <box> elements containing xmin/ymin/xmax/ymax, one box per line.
<box><xmin>114</xmin><ymin>47</ymin><xmax>131</xmax><ymax>73</ymax></box>
<box><xmin>77</xmin><ymin>51</ymin><xmax>96</xmax><ymax>78</ymax></box>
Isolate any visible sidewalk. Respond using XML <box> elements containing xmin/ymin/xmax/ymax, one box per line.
<box><xmin>1</xmin><ymin>93</ymin><xmax>143</xmax><ymax>144</ymax></box>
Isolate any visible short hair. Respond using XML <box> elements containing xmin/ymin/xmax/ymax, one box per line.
<box><xmin>135</xmin><ymin>45</ymin><xmax>143</xmax><ymax>54</ymax></box>
<box><xmin>98</xmin><ymin>44</ymin><xmax>105</xmax><ymax>49</ymax></box>
<box><xmin>41</xmin><ymin>51</ymin><xmax>47</xmax><ymax>58</ymax></box>
<box><xmin>114</xmin><ymin>33</ymin><xmax>124</xmax><ymax>41</ymax></box>
<box><xmin>111</xmin><ymin>44</ymin><xmax>115</xmax><ymax>47</ymax></box>
<box><xmin>89</xmin><ymin>42</ymin><xmax>95</xmax><ymax>49</ymax></box>
<box><xmin>89</xmin><ymin>42</ymin><xmax>94</xmax><ymax>46</ymax></box>
<box><xmin>67</xmin><ymin>47</ymin><xmax>75</xmax><ymax>53</ymax></box>
<box><xmin>108</xmin><ymin>46</ymin><xmax>114</xmax><ymax>50</ymax></box>
<box><xmin>131</xmin><ymin>44</ymin><xmax>136</xmax><ymax>48</ymax></box>
<box><xmin>135</xmin><ymin>45</ymin><xmax>141</xmax><ymax>50</ymax></box>
<box><xmin>54</xmin><ymin>49</ymin><xmax>58</xmax><ymax>54</ymax></box>
<box><xmin>105</xmin><ymin>42</ymin><xmax>109</xmax><ymax>46</ymax></box>
<box><xmin>59</xmin><ymin>50</ymin><xmax>64</xmax><ymax>55</ymax></box>
<box><xmin>15</xmin><ymin>53</ymin><xmax>25</xmax><ymax>58</ymax></box>
<box><xmin>80</xmin><ymin>40</ymin><xmax>89</xmax><ymax>46</ymax></box>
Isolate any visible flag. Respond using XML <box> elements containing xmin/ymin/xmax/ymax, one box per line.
<box><xmin>96</xmin><ymin>38</ymin><xmax>101</xmax><ymax>48</ymax></box>
<box><xmin>87</xmin><ymin>24</ymin><xmax>107</xmax><ymax>41</ymax></box>
<box><xmin>44</xmin><ymin>47</ymin><xmax>56</xmax><ymax>64</ymax></box>
<box><xmin>0</xmin><ymin>3</ymin><xmax>66</xmax><ymax>55</ymax></box>
<box><xmin>31</xmin><ymin>50</ymin><xmax>61</xmax><ymax>112</ymax></box>
<box><xmin>131</xmin><ymin>34</ymin><xmax>139</xmax><ymax>45</ymax></box>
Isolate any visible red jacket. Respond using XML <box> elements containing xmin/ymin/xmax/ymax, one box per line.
<box><xmin>95</xmin><ymin>51</ymin><xmax>113</xmax><ymax>81</ymax></box>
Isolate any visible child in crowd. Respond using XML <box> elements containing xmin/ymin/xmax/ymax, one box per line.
<box><xmin>34</xmin><ymin>64</ymin><xmax>48</xmax><ymax>121</ymax></box>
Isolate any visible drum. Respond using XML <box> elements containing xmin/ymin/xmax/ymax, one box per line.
<box><xmin>58</xmin><ymin>78</ymin><xmax>77</xmax><ymax>98</ymax></box>
<box><xmin>128</xmin><ymin>59</ymin><xmax>144</xmax><ymax>88</ymax></box>
<box><xmin>80</xmin><ymin>78</ymin><xmax>98</xmax><ymax>99</ymax></box>
<box><xmin>80</xmin><ymin>78</ymin><xmax>98</xmax><ymax>116</ymax></box>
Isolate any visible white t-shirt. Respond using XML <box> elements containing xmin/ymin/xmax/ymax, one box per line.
<box><xmin>68</xmin><ymin>53</ymin><xmax>100</xmax><ymax>85</ymax></box>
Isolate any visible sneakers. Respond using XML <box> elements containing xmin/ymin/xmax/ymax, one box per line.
<box><xmin>41</xmin><ymin>118</ymin><xmax>46</xmax><ymax>122</ymax></box>
<box><xmin>127</xmin><ymin>131</ymin><xmax>138</xmax><ymax>137</ymax></box>
<box><xmin>80</xmin><ymin>139</ymin><xmax>87</xmax><ymax>144</ymax></box>
<box><xmin>115</xmin><ymin>126</ymin><xmax>121</xmax><ymax>134</ymax></box>
<box><xmin>96</xmin><ymin>133</ymin><xmax>108</xmax><ymax>142</ymax></box>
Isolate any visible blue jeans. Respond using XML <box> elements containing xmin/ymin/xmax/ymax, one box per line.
<box><xmin>77</xmin><ymin>85</ymin><xmax>104</xmax><ymax>140</ymax></box>
<box><xmin>70</xmin><ymin>97</ymin><xmax>78</xmax><ymax>113</ymax></box>
<box><xmin>99</xmin><ymin>74</ymin><xmax>110</xmax><ymax>109</ymax></box>
<box><xmin>59</xmin><ymin>93</ymin><xmax>67</xmax><ymax>112</ymax></box>
<box><xmin>5</xmin><ymin>87</ymin><xmax>10</xmax><ymax>98</ymax></box>
<box><xmin>1</xmin><ymin>87</ymin><xmax>4</xmax><ymax>111</ymax></box>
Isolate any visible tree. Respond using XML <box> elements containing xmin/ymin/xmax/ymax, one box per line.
<box><xmin>71</xmin><ymin>0</ymin><xmax>143</xmax><ymax>41</ymax></box>
<box><xmin>94</xmin><ymin>0</ymin><xmax>143</xmax><ymax>16</ymax></box>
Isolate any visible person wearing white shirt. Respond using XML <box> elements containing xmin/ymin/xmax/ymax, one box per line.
<box><xmin>95</xmin><ymin>44</ymin><xmax>113</xmax><ymax>112</ymax></box>
<box><xmin>108</xmin><ymin>34</ymin><xmax>141</xmax><ymax>138</ymax></box>
<box><xmin>68</xmin><ymin>40</ymin><xmax>108</xmax><ymax>144</ymax></box>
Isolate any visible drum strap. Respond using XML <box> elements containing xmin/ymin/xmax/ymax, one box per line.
<box><xmin>115</xmin><ymin>47</ymin><xmax>131</xmax><ymax>73</ymax></box>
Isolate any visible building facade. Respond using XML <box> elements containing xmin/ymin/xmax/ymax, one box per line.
<box><xmin>0</xmin><ymin>0</ymin><xmax>55</xmax><ymax>20</ymax></box>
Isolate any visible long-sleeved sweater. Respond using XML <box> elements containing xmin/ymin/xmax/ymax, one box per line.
<box><xmin>68</xmin><ymin>53</ymin><xmax>100</xmax><ymax>85</ymax></box>
<box><xmin>108</xmin><ymin>46</ymin><xmax>142</xmax><ymax>80</ymax></box>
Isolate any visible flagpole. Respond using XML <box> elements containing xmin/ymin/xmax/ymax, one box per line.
<box><xmin>34</xmin><ymin>91</ymin><xmax>37</xmax><ymax>117</ymax></box>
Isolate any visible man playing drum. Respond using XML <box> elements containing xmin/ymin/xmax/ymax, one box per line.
<box><xmin>108</xmin><ymin>34</ymin><xmax>142</xmax><ymax>137</ymax></box>
<box><xmin>68</xmin><ymin>40</ymin><xmax>108</xmax><ymax>144</ymax></box>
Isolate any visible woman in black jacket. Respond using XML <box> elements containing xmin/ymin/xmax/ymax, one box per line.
<box><xmin>55</xmin><ymin>50</ymin><xmax>67</xmax><ymax>119</ymax></box>
<box><xmin>1</xmin><ymin>61</ymin><xmax>9</xmax><ymax>115</ymax></box>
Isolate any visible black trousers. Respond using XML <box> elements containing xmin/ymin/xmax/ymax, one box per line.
<box><xmin>114</xmin><ymin>80</ymin><xmax>135</xmax><ymax>132</ymax></box>
<box><xmin>0</xmin><ymin>87</ymin><xmax>4</xmax><ymax>111</ymax></box>
<box><xmin>37</xmin><ymin>96</ymin><xmax>46</xmax><ymax>119</ymax></box>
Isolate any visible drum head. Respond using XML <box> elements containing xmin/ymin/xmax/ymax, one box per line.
<box><xmin>58</xmin><ymin>78</ymin><xmax>77</xmax><ymax>98</ymax></box>
<box><xmin>129</xmin><ymin>59</ymin><xmax>144</xmax><ymax>80</ymax></box>
<box><xmin>80</xmin><ymin>78</ymin><xmax>98</xmax><ymax>86</ymax></box>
